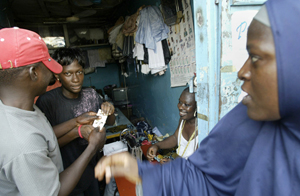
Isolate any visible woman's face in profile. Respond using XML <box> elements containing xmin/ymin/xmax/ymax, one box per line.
<box><xmin>238</xmin><ymin>20</ymin><xmax>280</xmax><ymax>121</ymax></box>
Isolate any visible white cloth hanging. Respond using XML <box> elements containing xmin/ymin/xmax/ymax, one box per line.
<box><xmin>133</xmin><ymin>42</ymin><xmax>144</xmax><ymax>60</ymax></box>
<box><xmin>148</xmin><ymin>41</ymin><xmax>167</xmax><ymax>74</ymax></box>
<box><xmin>109</xmin><ymin>23</ymin><xmax>124</xmax><ymax>44</ymax></box>
<box><xmin>141</xmin><ymin>64</ymin><xmax>150</xmax><ymax>74</ymax></box>
<box><xmin>87</xmin><ymin>49</ymin><xmax>106</xmax><ymax>68</ymax></box>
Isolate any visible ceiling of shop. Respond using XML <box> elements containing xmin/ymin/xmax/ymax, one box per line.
<box><xmin>9</xmin><ymin>0</ymin><xmax>129</xmax><ymax>28</ymax></box>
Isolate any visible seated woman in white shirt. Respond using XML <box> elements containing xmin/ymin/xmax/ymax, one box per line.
<box><xmin>147</xmin><ymin>87</ymin><xmax>198</xmax><ymax>162</ymax></box>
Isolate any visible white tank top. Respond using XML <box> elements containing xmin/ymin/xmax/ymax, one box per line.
<box><xmin>176</xmin><ymin>120</ymin><xmax>198</xmax><ymax>159</ymax></box>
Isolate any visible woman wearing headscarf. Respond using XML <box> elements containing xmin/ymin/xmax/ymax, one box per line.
<box><xmin>95</xmin><ymin>0</ymin><xmax>300</xmax><ymax>195</ymax></box>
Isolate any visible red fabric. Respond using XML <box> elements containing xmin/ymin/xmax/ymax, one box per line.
<box><xmin>115</xmin><ymin>177</ymin><xmax>136</xmax><ymax>196</ymax></box>
<box><xmin>141</xmin><ymin>144</ymin><xmax>159</xmax><ymax>164</ymax></box>
<box><xmin>34</xmin><ymin>80</ymin><xmax>61</xmax><ymax>103</ymax></box>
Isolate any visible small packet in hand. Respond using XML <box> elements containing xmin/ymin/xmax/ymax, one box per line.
<box><xmin>93</xmin><ymin>109</ymin><xmax>108</xmax><ymax>130</ymax></box>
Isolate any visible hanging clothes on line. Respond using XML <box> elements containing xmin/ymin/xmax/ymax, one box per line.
<box><xmin>133</xmin><ymin>42</ymin><xmax>144</xmax><ymax>61</ymax></box>
<box><xmin>108</xmin><ymin>16</ymin><xmax>125</xmax><ymax>45</ymax></box>
<box><xmin>109</xmin><ymin>23</ymin><xmax>123</xmax><ymax>45</ymax></box>
<box><xmin>161</xmin><ymin>39</ymin><xmax>171</xmax><ymax>65</ymax></box>
<box><xmin>135</xmin><ymin>6</ymin><xmax>169</xmax><ymax>53</ymax></box>
<box><xmin>123</xmin><ymin>36</ymin><xmax>134</xmax><ymax>57</ymax></box>
<box><xmin>138</xmin><ymin>39</ymin><xmax>171</xmax><ymax>75</ymax></box>
<box><xmin>148</xmin><ymin>41</ymin><xmax>167</xmax><ymax>74</ymax></box>
<box><xmin>122</xmin><ymin>13</ymin><xmax>139</xmax><ymax>36</ymax></box>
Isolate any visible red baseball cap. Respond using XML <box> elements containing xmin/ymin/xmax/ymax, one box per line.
<box><xmin>0</xmin><ymin>27</ymin><xmax>62</xmax><ymax>74</ymax></box>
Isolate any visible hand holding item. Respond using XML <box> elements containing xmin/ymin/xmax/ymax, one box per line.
<box><xmin>147</xmin><ymin>145</ymin><xmax>159</xmax><ymax>161</ymax></box>
<box><xmin>95</xmin><ymin>152</ymin><xmax>141</xmax><ymax>184</ymax></box>
<box><xmin>88</xmin><ymin>127</ymin><xmax>106</xmax><ymax>151</ymax></box>
<box><xmin>76</xmin><ymin>111</ymin><xmax>99</xmax><ymax>125</ymax></box>
<box><xmin>101</xmin><ymin>102</ymin><xmax>115</xmax><ymax>116</ymax></box>
<box><xmin>79</xmin><ymin>125</ymin><xmax>94</xmax><ymax>141</ymax></box>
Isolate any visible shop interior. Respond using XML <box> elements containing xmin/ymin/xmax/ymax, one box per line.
<box><xmin>1</xmin><ymin>0</ymin><xmax>195</xmax><ymax>194</ymax></box>
<box><xmin>1</xmin><ymin>0</ymin><xmax>192</xmax><ymax>135</ymax></box>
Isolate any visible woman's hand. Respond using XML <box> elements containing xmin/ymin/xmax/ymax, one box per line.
<box><xmin>101</xmin><ymin>102</ymin><xmax>115</xmax><ymax>116</ymax></box>
<box><xmin>79</xmin><ymin>125</ymin><xmax>94</xmax><ymax>141</ymax></box>
<box><xmin>147</xmin><ymin>145</ymin><xmax>159</xmax><ymax>161</ymax></box>
<box><xmin>76</xmin><ymin>111</ymin><xmax>99</xmax><ymax>125</ymax></box>
<box><xmin>95</xmin><ymin>152</ymin><xmax>141</xmax><ymax>184</ymax></box>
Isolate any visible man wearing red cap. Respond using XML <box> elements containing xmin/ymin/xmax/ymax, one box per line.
<box><xmin>0</xmin><ymin>27</ymin><xmax>106</xmax><ymax>196</ymax></box>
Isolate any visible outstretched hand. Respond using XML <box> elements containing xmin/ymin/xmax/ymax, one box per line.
<box><xmin>76</xmin><ymin>111</ymin><xmax>99</xmax><ymax>125</ymax></box>
<box><xmin>94</xmin><ymin>152</ymin><xmax>141</xmax><ymax>184</ymax></box>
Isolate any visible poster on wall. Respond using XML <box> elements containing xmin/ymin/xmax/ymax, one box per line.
<box><xmin>167</xmin><ymin>0</ymin><xmax>196</xmax><ymax>87</ymax></box>
<box><xmin>231</xmin><ymin>10</ymin><xmax>258</xmax><ymax>104</ymax></box>
<box><xmin>231</xmin><ymin>10</ymin><xmax>258</xmax><ymax>72</ymax></box>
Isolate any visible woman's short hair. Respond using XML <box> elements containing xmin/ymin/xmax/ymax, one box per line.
<box><xmin>52</xmin><ymin>48</ymin><xmax>85</xmax><ymax>68</ymax></box>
